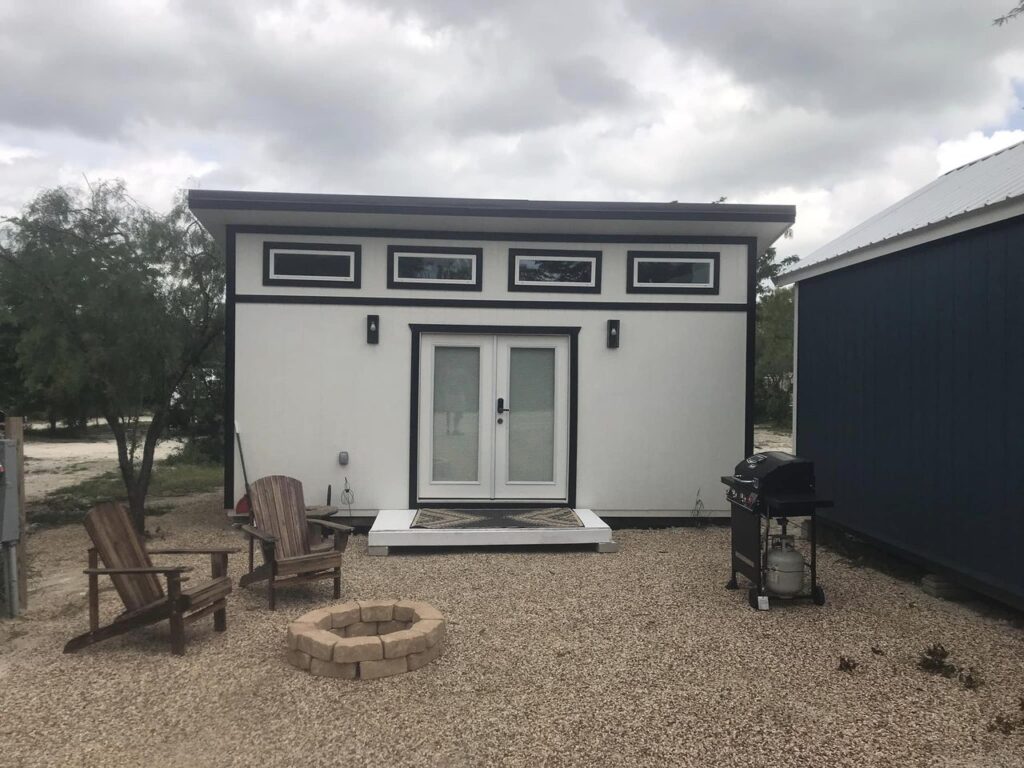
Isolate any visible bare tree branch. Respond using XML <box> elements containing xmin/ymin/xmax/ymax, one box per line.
<box><xmin>994</xmin><ymin>2</ymin><xmax>1024</xmax><ymax>25</ymax></box>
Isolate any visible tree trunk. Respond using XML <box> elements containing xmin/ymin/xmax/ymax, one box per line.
<box><xmin>107</xmin><ymin>414</ymin><xmax>143</xmax><ymax>533</ymax></box>
<box><xmin>133</xmin><ymin>409</ymin><xmax>166</xmax><ymax>526</ymax></box>
<box><xmin>105</xmin><ymin>398</ymin><xmax>172</xmax><ymax>534</ymax></box>
<box><xmin>126</xmin><ymin>485</ymin><xmax>147</xmax><ymax>534</ymax></box>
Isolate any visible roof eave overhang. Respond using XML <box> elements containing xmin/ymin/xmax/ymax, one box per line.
<box><xmin>187</xmin><ymin>189</ymin><xmax>795</xmax><ymax>256</ymax></box>
<box><xmin>777</xmin><ymin>194</ymin><xmax>1024</xmax><ymax>287</ymax></box>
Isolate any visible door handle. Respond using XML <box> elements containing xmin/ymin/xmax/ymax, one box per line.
<box><xmin>496</xmin><ymin>397</ymin><xmax>509</xmax><ymax>415</ymax></box>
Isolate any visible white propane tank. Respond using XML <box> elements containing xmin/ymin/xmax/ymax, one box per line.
<box><xmin>766</xmin><ymin>536</ymin><xmax>804</xmax><ymax>597</ymax></box>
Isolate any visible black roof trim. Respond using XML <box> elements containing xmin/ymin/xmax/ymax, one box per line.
<box><xmin>187</xmin><ymin>189</ymin><xmax>795</xmax><ymax>224</ymax></box>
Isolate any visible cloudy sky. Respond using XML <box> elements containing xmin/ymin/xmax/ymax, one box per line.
<box><xmin>1</xmin><ymin>0</ymin><xmax>1022</xmax><ymax>258</ymax></box>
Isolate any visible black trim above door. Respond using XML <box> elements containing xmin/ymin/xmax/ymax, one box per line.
<box><xmin>408</xmin><ymin>324</ymin><xmax>580</xmax><ymax>509</ymax></box>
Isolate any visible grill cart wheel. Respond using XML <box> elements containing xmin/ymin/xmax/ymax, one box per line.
<box><xmin>748</xmin><ymin>587</ymin><xmax>761</xmax><ymax>610</ymax></box>
<box><xmin>812</xmin><ymin>585</ymin><xmax>826</xmax><ymax>606</ymax></box>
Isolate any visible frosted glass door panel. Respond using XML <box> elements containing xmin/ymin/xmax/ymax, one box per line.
<box><xmin>507</xmin><ymin>348</ymin><xmax>555</xmax><ymax>482</ymax></box>
<box><xmin>432</xmin><ymin>347</ymin><xmax>480</xmax><ymax>482</ymax></box>
<box><xmin>418</xmin><ymin>334</ymin><xmax>493</xmax><ymax>500</ymax></box>
<box><xmin>494</xmin><ymin>335</ymin><xmax>569</xmax><ymax>500</ymax></box>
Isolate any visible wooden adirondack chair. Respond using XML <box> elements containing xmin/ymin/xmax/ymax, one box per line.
<box><xmin>238</xmin><ymin>475</ymin><xmax>353</xmax><ymax>609</ymax></box>
<box><xmin>64</xmin><ymin>502</ymin><xmax>238</xmax><ymax>656</ymax></box>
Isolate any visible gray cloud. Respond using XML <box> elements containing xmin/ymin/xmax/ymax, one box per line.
<box><xmin>0</xmin><ymin>0</ymin><xmax>1021</xmax><ymax>257</ymax></box>
<box><xmin>551</xmin><ymin>55</ymin><xmax>640</xmax><ymax>108</ymax></box>
<box><xmin>627</xmin><ymin>1</ymin><xmax>1019</xmax><ymax>115</ymax></box>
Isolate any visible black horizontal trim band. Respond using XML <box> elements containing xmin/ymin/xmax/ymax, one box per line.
<box><xmin>235</xmin><ymin>293</ymin><xmax>746</xmax><ymax>312</ymax></box>
<box><xmin>409</xmin><ymin>324</ymin><xmax>581</xmax><ymax>335</ymax></box>
<box><xmin>188</xmin><ymin>190</ymin><xmax>795</xmax><ymax>224</ymax></box>
<box><xmin>227</xmin><ymin>224</ymin><xmax>762</xmax><ymax>245</ymax></box>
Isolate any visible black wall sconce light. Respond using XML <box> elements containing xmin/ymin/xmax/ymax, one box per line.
<box><xmin>367</xmin><ymin>314</ymin><xmax>380</xmax><ymax>344</ymax></box>
<box><xmin>607</xmin><ymin>319</ymin><xmax>620</xmax><ymax>349</ymax></box>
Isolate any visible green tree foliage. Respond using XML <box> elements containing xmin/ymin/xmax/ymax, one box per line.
<box><xmin>756</xmin><ymin>246</ymin><xmax>799</xmax><ymax>299</ymax></box>
<box><xmin>755</xmin><ymin>286</ymin><xmax>794</xmax><ymax>425</ymax></box>
<box><xmin>0</xmin><ymin>181</ymin><xmax>223</xmax><ymax>531</ymax></box>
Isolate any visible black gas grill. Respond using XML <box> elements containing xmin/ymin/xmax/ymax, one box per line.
<box><xmin>721</xmin><ymin>452</ymin><xmax>833</xmax><ymax>610</ymax></box>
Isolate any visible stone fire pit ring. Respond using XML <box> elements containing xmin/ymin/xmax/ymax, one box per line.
<box><xmin>286</xmin><ymin>600</ymin><xmax>446</xmax><ymax>680</ymax></box>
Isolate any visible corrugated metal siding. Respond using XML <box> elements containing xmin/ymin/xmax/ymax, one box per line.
<box><xmin>793</xmin><ymin>140</ymin><xmax>1024</xmax><ymax>271</ymax></box>
<box><xmin>796</xmin><ymin>214</ymin><xmax>1024</xmax><ymax>608</ymax></box>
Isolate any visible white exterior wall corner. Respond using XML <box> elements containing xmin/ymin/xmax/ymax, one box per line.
<box><xmin>228</xmin><ymin>231</ymin><xmax>755</xmax><ymax>517</ymax></box>
<box><xmin>791</xmin><ymin>282</ymin><xmax>798</xmax><ymax>448</ymax></box>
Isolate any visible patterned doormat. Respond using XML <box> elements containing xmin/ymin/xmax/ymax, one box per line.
<box><xmin>411</xmin><ymin>507</ymin><xmax>582</xmax><ymax>529</ymax></box>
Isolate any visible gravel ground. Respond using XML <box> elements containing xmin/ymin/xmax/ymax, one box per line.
<box><xmin>2</xmin><ymin>493</ymin><xmax>1023</xmax><ymax>767</ymax></box>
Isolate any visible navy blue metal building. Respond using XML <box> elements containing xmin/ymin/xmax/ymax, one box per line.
<box><xmin>779</xmin><ymin>142</ymin><xmax>1024</xmax><ymax>610</ymax></box>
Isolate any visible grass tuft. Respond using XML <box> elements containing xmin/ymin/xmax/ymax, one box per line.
<box><xmin>29</xmin><ymin>462</ymin><xmax>221</xmax><ymax>527</ymax></box>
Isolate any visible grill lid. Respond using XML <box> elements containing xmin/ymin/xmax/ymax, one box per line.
<box><xmin>728</xmin><ymin>451</ymin><xmax>815</xmax><ymax>496</ymax></box>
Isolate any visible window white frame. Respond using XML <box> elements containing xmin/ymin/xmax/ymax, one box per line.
<box><xmin>626</xmin><ymin>250</ymin><xmax>720</xmax><ymax>295</ymax></box>
<box><xmin>262</xmin><ymin>241</ymin><xmax>361</xmax><ymax>288</ymax></box>
<box><xmin>387</xmin><ymin>245</ymin><xmax>484</xmax><ymax>291</ymax></box>
<box><xmin>508</xmin><ymin>248</ymin><xmax>602</xmax><ymax>294</ymax></box>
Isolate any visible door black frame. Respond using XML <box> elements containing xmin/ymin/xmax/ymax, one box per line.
<box><xmin>409</xmin><ymin>324</ymin><xmax>580</xmax><ymax>509</ymax></box>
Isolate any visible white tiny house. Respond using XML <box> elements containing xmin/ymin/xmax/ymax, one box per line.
<box><xmin>188</xmin><ymin>192</ymin><xmax>794</xmax><ymax>539</ymax></box>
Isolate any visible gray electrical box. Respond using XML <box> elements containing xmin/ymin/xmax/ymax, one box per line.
<box><xmin>0</xmin><ymin>440</ymin><xmax>19</xmax><ymax>544</ymax></box>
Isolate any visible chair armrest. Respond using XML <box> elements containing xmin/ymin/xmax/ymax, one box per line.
<box><xmin>84</xmin><ymin>566</ymin><xmax>193</xmax><ymax>575</ymax></box>
<box><xmin>240</xmin><ymin>524</ymin><xmax>277</xmax><ymax>543</ymax></box>
<box><xmin>306</xmin><ymin>505</ymin><xmax>339</xmax><ymax>518</ymax></box>
<box><xmin>147</xmin><ymin>548</ymin><xmax>241</xmax><ymax>555</ymax></box>
<box><xmin>308</xmin><ymin>519</ymin><xmax>354</xmax><ymax>533</ymax></box>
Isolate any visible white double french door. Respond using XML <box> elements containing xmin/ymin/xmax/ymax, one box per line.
<box><xmin>417</xmin><ymin>333</ymin><xmax>570</xmax><ymax>502</ymax></box>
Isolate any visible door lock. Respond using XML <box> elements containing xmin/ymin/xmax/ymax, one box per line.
<box><xmin>496</xmin><ymin>397</ymin><xmax>509</xmax><ymax>420</ymax></box>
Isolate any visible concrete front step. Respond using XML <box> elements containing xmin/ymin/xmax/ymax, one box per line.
<box><xmin>367</xmin><ymin>508</ymin><xmax>619</xmax><ymax>554</ymax></box>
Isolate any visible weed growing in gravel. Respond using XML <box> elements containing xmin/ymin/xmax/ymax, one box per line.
<box><xmin>917</xmin><ymin>644</ymin><xmax>984</xmax><ymax>690</ymax></box>
<box><xmin>918</xmin><ymin>644</ymin><xmax>957</xmax><ymax>677</ymax></box>
<box><xmin>838</xmin><ymin>656</ymin><xmax>858</xmax><ymax>673</ymax></box>
<box><xmin>987</xmin><ymin>697</ymin><xmax>1024</xmax><ymax>734</ymax></box>
<box><xmin>958</xmin><ymin>667</ymin><xmax>984</xmax><ymax>691</ymax></box>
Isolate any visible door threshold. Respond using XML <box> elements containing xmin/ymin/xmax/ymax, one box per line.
<box><xmin>369</xmin><ymin>508</ymin><xmax>616</xmax><ymax>550</ymax></box>
<box><xmin>415</xmin><ymin>501</ymin><xmax>571</xmax><ymax>510</ymax></box>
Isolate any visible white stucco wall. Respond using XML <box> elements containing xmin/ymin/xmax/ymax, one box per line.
<box><xmin>231</xmin><ymin>233</ymin><xmax>748</xmax><ymax>517</ymax></box>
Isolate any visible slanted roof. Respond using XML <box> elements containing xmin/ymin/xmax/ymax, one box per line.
<box><xmin>187</xmin><ymin>190</ymin><xmax>795</xmax><ymax>258</ymax></box>
<box><xmin>778</xmin><ymin>140</ymin><xmax>1024</xmax><ymax>285</ymax></box>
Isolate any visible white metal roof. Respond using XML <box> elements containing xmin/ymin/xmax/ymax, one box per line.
<box><xmin>778</xmin><ymin>140</ymin><xmax>1024</xmax><ymax>285</ymax></box>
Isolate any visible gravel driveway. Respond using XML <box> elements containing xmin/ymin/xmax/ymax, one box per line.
<box><xmin>1</xmin><ymin>493</ymin><xmax>1022</xmax><ymax>767</ymax></box>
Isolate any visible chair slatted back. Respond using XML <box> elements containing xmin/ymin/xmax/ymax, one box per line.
<box><xmin>249</xmin><ymin>476</ymin><xmax>310</xmax><ymax>559</ymax></box>
<box><xmin>84</xmin><ymin>502</ymin><xmax>164</xmax><ymax>612</ymax></box>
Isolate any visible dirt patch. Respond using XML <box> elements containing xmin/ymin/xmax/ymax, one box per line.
<box><xmin>754</xmin><ymin>425</ymin><xmax>793</xmax><ymax>453</ymax></box>
<box><xmin>23</xmin><ymin>437</ymin><xmax>182</xmax><ymax>502</ymax></box>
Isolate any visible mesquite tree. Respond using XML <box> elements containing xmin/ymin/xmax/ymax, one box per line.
<box><xmin>0</xmin><ymin>181</ymin><xmax>223</xmax><ymax>532</ymax></box>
